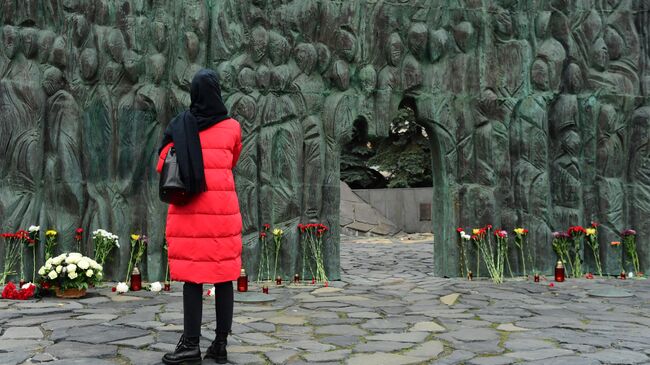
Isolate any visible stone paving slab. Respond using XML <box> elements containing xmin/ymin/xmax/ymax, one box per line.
<box><xmin>2</xmin><ymin>242</ymin><xmax>650</xmax><ymax>364</ymax></box>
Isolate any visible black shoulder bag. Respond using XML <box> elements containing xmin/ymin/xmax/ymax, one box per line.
<box><xmin>159</xmin><ymin>147</ymin><xmax>193</xmax><ymax>205</ymax></box>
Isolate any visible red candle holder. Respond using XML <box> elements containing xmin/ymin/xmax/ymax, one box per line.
<box><xmin>467</xmin><ymin>271</ymin><xmax>473</xmax><ymax>281</ymax></box>
<box><xmin>293</xmin><ymin>273</ymin><xmax>300</xmax><ymax>284</ymax></box>
<box><xmin>275</xmin><ymin>276</ymin><xmax>282</xmax><ymax>285</ymax></box>
<box><xmin>237</xmin><ymin>269</ymin><xmax>248</xmax><ymax>292</ymax></box>
<box><xmin>620</xmin><ymin>271</ymin><xmax>627</xmax><ymax>280</ymax></box>
<box><xmin>130</xmin><ymin>268</ymin><xmax>142</xmax><ymax>291</ymax></box>
<box><xmin>311</xmin><ymin>277</ymin><xmax>316</xmax><ymax>285</ymax></box>
<box><xmin>554</xmin><ymin>261</ymin><xmax>565</xmax><ymax>282</ymax></box>
<box><xmin>534</xmin><ymin>273</ymin><xmax>540</xmax><ymax>282</ymax></box>
<box><xmin>262</xmin><ymin>285</ymin><xmax>269</xmax><ymax>294</ymax></box>
<box><xmin>163</xmin><ymin>282</ymin><xmax>171</xmax><ymax>291</ymax></box>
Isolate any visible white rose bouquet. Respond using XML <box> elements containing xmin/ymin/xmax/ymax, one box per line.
<box><xmin>38</xmin><ymin>253</ymin><xmax>103</xmax><ymax>290</ymax></box>
<box><xmin>92</xmin><ymin>229</ymin><xmax>120</xmax><ymax>266</ymax></box>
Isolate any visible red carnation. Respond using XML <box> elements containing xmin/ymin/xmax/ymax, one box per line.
<box><xmin>456</xmin><ymin>227</ymin><xmax>463</xmax><ymax>233</ymax></box>
<box><xmin>486</xmin><ymin>224</ymin><xmax>492</xmax><ymax>230</ymax></box>
<box><xmin>263</xmin><ymin>224</ymin><xmax>271</xmax><ymax>231</ymax></box>
<box><xmin>260</xmin><ymin>232</ymin><xmax>267</xmax><ymax>239</ymax></box>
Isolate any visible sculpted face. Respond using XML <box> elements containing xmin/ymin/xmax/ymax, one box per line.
<box><xmin>565</xmin><ymin>63</ymin><xmax>583</xmax><ymax>94</ymax></box>
<box><xmin>315</xmin><ymin>43</ymin><xmax>331</xmax><ymax>74</ymax></box>
<box><xmin>37</xmin><ymin>30</ymin><xmax>55</xmax><ymax>64</ymax></box>
<box><xmin>185</xmin><ymin>32</ymin><xmax>199</xmax><ymax>62</ymax></box>
<box><xmin>251</xmin><ymin>26</ymin><xmax>268</xmax><ymax>62</ymax></box>
<box><xmin>148</xmin><ymin>53</ymin><xmax>165</xmax><ymax>84</ymax></box>
<box><xmin>43</xmin><ymin>67</ymin><xmax>65</xmax><ymax>96</ymax></box>
<box><xmin>294</xmin><ymin>43</ymin><xmax>316</xmax><ymax>75</ymax></box>
<box><xmin>387</xmin><ymin>33</ymin><xmax>403</xmax><ymax>67</ymax></box>
<box><xmin>335</xmin><ymin>29</ymin><xmax>357</xmax><ymax>62</ymax></box>
<box><xmin>106</xmin><ymin>29</ymin><xmax>126</xmax><ymax>63</ymax></box>
<box><xmin>591</xmin><ymin>38</ymin><xmax>609</xmax><ymax>71</ymax></box>
<box><xmin>407</xmin><ymin>23</ymin><xmax>428</xmax><ymax>59</ymax></box>
<box><xmin>531</xmin><ymin>59</ymin><xmax>550</xmax><ymax>91</ymax></box>
<box><xmin>428</xmin><ymin>29</ymin><xmax>448</xmax><ymax>62</ymax></box>
<box><xmin>152</xmin><ymin>21</ymin><xmax>166</xmax><ymax>52</ymax></box>
<box><xmin>358</xmin><ymin>65</ymin><xmax>377</xmax><ymax>93</ymax></box>
<box><xmin>2</xmin><ymin>26</ymin><xmax>18</xmax><ymax>59</ymax></box>
<box><xmin>269</xmin><ymin>31</ymin><xmax>290</xmax><ymax>66</ymax></box>
<box><xmin>332</xmin><ymin>60</ymin><xmax>350</xmax><ymax>91</ymax></box>
<box><xmin>22</xmin><ymin>28</ymin><xmax>38</xmax><ymax>59</ymax></box>
<box><xmin>256</xmin><ymin>65</ymin><xmax>270</xmax><ymax>93</ymax></box>
<box><xmin>80</xmin><ymin>48</ymin><xmax>99</xmax><ymax>81</ymax></box>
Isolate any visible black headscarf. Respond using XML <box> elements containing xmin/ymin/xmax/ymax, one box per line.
<box><xmin>159</xmin><ymin>69</ymin><xmax>229</xmax><ymax>193</ymax></box>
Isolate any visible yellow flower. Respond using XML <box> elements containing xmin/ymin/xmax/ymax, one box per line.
<box><xmin>514</xmin><ymin>228</ymin><xmax>524</xmax><ymax>235</ymax></box>
<box><xmin>272</xmin><ymin>228</ymin><xmax>284</xmax><ymax>236</ymax></box>
<box><xmin>585</xmin><ymin>228</ymin><xmax>596</xmax><ymax>236</ymax></box>
<box><xmin>131</xmin><ymin>234</ymin><xmax>140</xmax><ymax>241</ymax></box>
<box><xmin>472</xmin><ymin>228</ymin><xmax>480</xmax><ymax>235</ymax></box>
<box><xmin>45</xmin><ymin>230</ymin><xmax>57</xmax><ymax>237</ymax></box>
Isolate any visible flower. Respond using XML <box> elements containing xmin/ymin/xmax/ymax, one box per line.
<box><xmin>260</xmin><ymin>232</ymin><xmax>267</xmax><ymax>239</ymax></box>
<box><xmin>86</xmin><ymin>269</ymin><xmax>94</xmax><ymax>277</ymax></box>
<box><xmin>116</xmin><ymin>282</ymin><xmax>129</xmax><ymax>293</ymax></box>
<box><xmin>585</xmin><ymin>273</ymin><xmax>594</xmax><ymax>279</ymax></box>
<box><xmin>514</xmin><ymin>228</ymin><xmax>528</xmax><ymax>235</ymax></box>
<box><xmin>76</xmin><ymin>228</ymin><xmax>83</xmax><ymax>234</ymax></box>
<box><xmin>38</xmin><ymin>267</ymin><xmax>46</xmax><ymax>276</ymax></box>
<box><xmin>585</xmin><ymin>228</ymin><xmax>596</xmax><ymax>236</ymax></box>
<box><xmin>28</xmin><ymin>225</ymin><xmax>40</xmax><ymax>232</ymax></box>
<box><xmin>131</xmin><ymin>234</ymin><xmax>140</xmax><ymax>241</ymax></box>
<box><xmin>472</xmin><ymin>228</ymin><xmax>480</xmax><ymax>235</ymax></box>
<box><xmin>273</xmin><ymin>228</ymin><xmax>284</xmax><ymax>236</ymax></box>
<box><xmin>48</xmin><ymin>271</ymin><xmax>58</xmax><ymax>280</ymax></box>
<box><xmin>66</xmin><ymin>264</ymin><xmax>77</xmax><ymax>273</ymax></box>
<box><xmin>55</xmin><ymin>265</ymin><xmax>62</xmax><ymax>273</ymax></box>
<box><xmin>456</xmin><ymin>227</ymin><xmax>464</xmax><ymax>233</ymax></box>
<box><xmin>486</xmin><ymin>224</ymin><xmax>492</xmax><ymax>230</ymax></box>
<box><xmin>461</xmin><ymin>233</ymin><xmax>471</xmax><ymax>240</ymax></box>
<box><xmin>21</xmin><ymin>282</ymin><xmax>34</xmax><ymax>290</ymax></box>
<box><xmin>206</xmin><ymin>288</ymin><xmax>215</xmax><ymax>296</ymax></box>
<box><xmin>568</xmin><ymin>226</ymin><xmax>587</xmax><ymax>235</ymax></box>
<box><xmin>263</xmin><ymin>223</ymin><xmax>271</xmax><ymax>231</ymax></box>
<box><xmin>611</xmin><ymin>241</ymin><xmax>621</xmax><ymax>246</ymax></box>
<box><xmin>150</xmin><ymin>282</ymin><xmax>162</xmax><ymax>292</ymax></box>
<box><xmin>549</xmin><ymin>283</ymin><xmax>555</xmax><ymax>287</ymax></box>
<box><xmin>68</xmin><ymin>271</ymin><xmax>78</xmax><ymax>280</ymax></box>
<box><xmin>621</xmin><ymin>229</ymin><xmax>637</xmax><ymax>236</ymax></box>
<box><xmin>495</xmin><ymin>230</ymin><xmax>507</xmax><ymax>238</ymax></box>
<box><xmin>591</xmin><ymin>221</ymin><xmax>599</xmax><ymax>227</ymax></box>
<box><xmin>78</xmin><ymin>259</ymin><xmax>90</xmax><ymax>270</ymax></box>
<box><xmin>45</xmin><ymin>230</ymin><xmax>57</xmax><ymax>237</ymax></box>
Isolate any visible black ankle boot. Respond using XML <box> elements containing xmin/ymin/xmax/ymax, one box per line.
<box><xmin>162</xmin><ymin>335</ymin><xmax>201</xmax><ymax>365</ymax></box>
<box><xmin>204</xmin><ymin>333</ymin><xmax>228</xmax><ymax>364</ymax></box>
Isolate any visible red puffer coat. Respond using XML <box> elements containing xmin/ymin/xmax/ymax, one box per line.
<box><xmin>157</xmin><ymin>118</ymin><xmax>243</xmax><ymax>284</ymax></box>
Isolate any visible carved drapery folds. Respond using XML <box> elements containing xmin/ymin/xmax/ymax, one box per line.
<box><xmin>1</xmin><ymin>1</ymin><xmax>649</xmax><ymax>278</ymax></box>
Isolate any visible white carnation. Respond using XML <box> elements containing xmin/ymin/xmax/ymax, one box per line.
<box><xmin>86</xmin><ymin>269</ymin><xmax>94</xmax><ymax>277</ymax></box>
<box><xmin>77</xmin><ymin>259</ymin><xmax>90</xmax><ymax>270</ymax></box>
<box><xmin>56</xmin><ymin>265</ymin><xmax>63</xmax><ymax>273</ymax></box>
<box><xmin>44</xmin><ymin>263</ymin><xmax>52</xmax><ymax>270</ymax></box>
<box><xmin>38</xmin><ymin>267</ymin><xmax>46</xmax><ymax>276</ymax></box>
<box><xmin>66</xmin><ymin>264</ymin><xmax>77</xmax><ymax>273</ymax></box>
<box><xmin>116</xmin><ymin>282</ymin><xmax>129</xmax><ymax>293</ymax></box>
<box><xmin>21</xmin><ymin>282</ymin><xmax>34</xmax><ymax>290</ymax></box>
<box><xmin>28</xmin><ymin>225</ymin><xmax>40</xmax><ymax>232</ymax></box>
<box><xmin>150</xmin><ymin>282</ymin><xmax>162</xmax><ymax>292</ymax></box>
<box><xmin>115</xmin><ymin>240</ymin><xmax>120</xmax><ymax>248</ymax></box>
<box><xmin>68</xmin><ymin>271</ymin><xmax>78</xmax><ymax>280</ymax></box>
<box><xmin>52</xmin><ymin>257</ymin><xmax>63</xmax><ymax>265</ymax></box>
<box><xmin>48</xmin><ymin>270</ymin><xmax>58</xmax><ymax>280</ymax></box>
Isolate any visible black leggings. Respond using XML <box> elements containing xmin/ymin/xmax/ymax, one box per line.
<box><xmin>183</xmin><ymin>281</ymin><xmax>233</xmax><ymax>338</ymax></box>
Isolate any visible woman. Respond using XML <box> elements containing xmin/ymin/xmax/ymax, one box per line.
<box><xmin>157</xmin><ymin>69</ymin><xmax>242</xmax><ymax>365</ymax></box>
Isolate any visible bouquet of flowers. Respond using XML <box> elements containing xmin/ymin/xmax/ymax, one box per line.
<box><xmin>552</xmin><ymin>231</ymin><xmax>571</xmax><ymax>273</ymax></box>
<box><xmin>567</xmin><ymin>226</ymin><xmax>586</xmax><ymax>278</ymax></box>
<box><xmin>298</xmin><ymin>223</ymin><xmax>329</xmax><ymax>283</ymax></box>
<box><xmin>471</xmin><ymin>225</ymin><xmax>507</xmax><ymax>284</ymax></box>
<box><xmin>92</xmin><ymin>229</ymin><xmax>120</xmax><ymax>266</ymax></box>
<box><xmin>38</xmin><ymin>253</ymin><xmax>103</xmax><ymax>290</ymax></box>
<box><xmin>1</xmin><ymin>230</ymin><xmax>32</xmax><ymax>285</ymax></box>
<box><xmin>621</xmin><ymin>229</ymin><xmax>640</xmax><ymax>275</ymax></box>
<box><xmin>1</xmin><ymin>281</ymin><xmax>36</xmax><ymax>300</ymax></box>
<box><xmin>45</xmin><ymin>229</ymin><xmax>58</xmax><ymax>260</ymax></box>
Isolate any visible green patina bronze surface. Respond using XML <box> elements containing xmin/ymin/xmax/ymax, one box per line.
<box><xmin>1</xmin><ymin>1</ymin><xmax>649</xmax><ymax>280</ymax></box>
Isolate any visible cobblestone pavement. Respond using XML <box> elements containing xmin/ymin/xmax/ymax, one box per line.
<box><xmin>2</xmin><ymin>241</ymin><xmax>650</xmax><ymax>365</ymax></box>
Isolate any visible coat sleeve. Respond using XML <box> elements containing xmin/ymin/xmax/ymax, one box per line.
<box><xmin>232</xmin><ymin>129</ymin><xmax>242</xmax><ymax>169</ymax></box>
<box><xmin>156</xmin><ymin>143</ymin><xmax>173</xmax><ymax>174</ymax></box>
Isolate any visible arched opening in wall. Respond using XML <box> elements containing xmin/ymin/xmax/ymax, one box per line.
<box><xmin>339</xmin><ymin>97</ymin><xmax>435</xmax><ymax>236</ymax></box>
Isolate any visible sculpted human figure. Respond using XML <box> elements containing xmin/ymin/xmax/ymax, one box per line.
<box><xmin>402</xmin><ymin>23</ymin><xmax>426</xmax><ymax>91</ymax></box>
<box><xmin>376</xmin><ymin>33</ymin><xmax>403</xmax><ymax>136</ymax></box>
<box><xmin>0</xmin><ymin>26</ymin><xmax>45</xmax><ymax>229</ymax></box>
<box><xmin>549</xmin><ymin>63</ymin><xmax>584</xmax><ymax>225</ymax></box>
<box><xmin>628</xmin><ymin>107</ymin><xmax>650</xmax><ymax>273</ymax></box>
<box><xmin>173</xmin><ymin>31</ymin><xmax>203</xmax><ymax>108</ymax></box>
<box><xmin>42</xmin><ymin>67</ymin><xmax>85</xmax><ymax>249</ymax></box>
